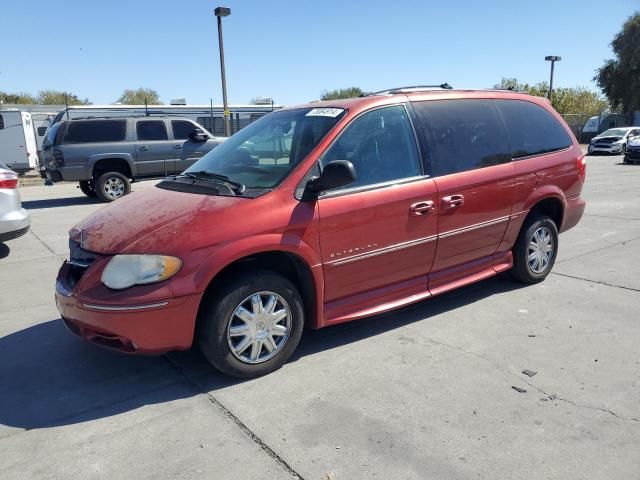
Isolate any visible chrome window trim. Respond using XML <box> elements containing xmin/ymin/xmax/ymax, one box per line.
<box><xmin>319</xmin><ymin>175</ymin><xmax>430</xmax><ymax>199</ymax></box>
<box><xmin>512</xmin><ymin>145</ymin><xmax>572</xmax><ymax>161</ymax></box>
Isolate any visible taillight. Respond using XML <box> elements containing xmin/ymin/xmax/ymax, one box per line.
<box><xmin>53</xmin><ymin>150</ymin><xmax>65</xmax><ymax>167</ymax></box>
<box><xmin>0</xmin><ymin>171</ymin><xmax>19</xmax><ymax>189</ymax></box>
<box><xmin>577</xmin><ymin>155</ymin><xmax>587</xmax><ymax>180</ymax></box>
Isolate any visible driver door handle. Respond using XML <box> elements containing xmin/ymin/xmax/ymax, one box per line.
<box><xmin>442</xmin><ymin>194</ymin><xmax>465</xmax><ymax>209</ymax></box>
<box><xmin>174</xmin><ymin>145</ymin><xmax>183</xmax><ymax>150</ymax></box>
<box><xmin>139</xmin><ymin>146</ymin><xmax>149</xmax><ymax>151</ymax></box>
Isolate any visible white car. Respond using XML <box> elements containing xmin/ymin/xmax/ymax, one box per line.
<box><xmin>588</xmin><ymin>127</ymin><xmax>640</xmax><ymax>155</ymax></box>
<box><xmin>0</xmin><ymin>161</ymin><xmax>30</xmax><ymax>243</ymax></box>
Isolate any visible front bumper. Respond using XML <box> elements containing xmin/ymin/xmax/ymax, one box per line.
<box><xmin>588</xmin><ymin>144</ymin><xmax>624</xmax><ymax>154</ymax></box>
<box><xmin>55</xmin><ymin>261</ymin><xmax>202</xmax><ymax>354</ymax></box>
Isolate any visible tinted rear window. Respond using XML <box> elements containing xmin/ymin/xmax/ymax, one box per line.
<box><xmin>495</xmin><ymin>100</ymin><xmax>572</xmax><ymax>158</ymax></box>
<box><xmin>136</xmin><ymin>120</ymin><xmax>168</xmax><ymax>141</ymax></box>
<box><xmin>413</xmin><ymin>99</ymin><xmax>511</xmax><ymax>176</ymax></box>
<box><xmin>62</xmin><ymin>120</ymin><xmax>126</xmax><ymax>144</ymax></box>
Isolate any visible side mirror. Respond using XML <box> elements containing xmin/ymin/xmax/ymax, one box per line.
<box><xmin>189</xmin><ymin>129</ymin><xmax>208</xmax><ymax>142</ymax></box>
<box><xmin>306</xmin><ymin>160</ymin><xmax>357</xmax><ymax>195</ymax></box>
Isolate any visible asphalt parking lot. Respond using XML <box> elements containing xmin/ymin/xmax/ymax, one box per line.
<box><xmin>1</xmin><ymin>154</ymin><xmax>639</xmax><ymax>480</ymax></box>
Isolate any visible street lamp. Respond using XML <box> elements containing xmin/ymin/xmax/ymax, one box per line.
<box><xmin>544</xmin><ymin>55</ymin><xmax>561</xmax><ymax>102</ymax></box>
<box><xmin>215</xmin><ymin>6</ymin><xmax>231</xmax><ymax>137</ymax></box>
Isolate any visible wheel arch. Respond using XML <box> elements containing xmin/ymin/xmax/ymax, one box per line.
<box><xmin>526</xmin><ymin>196</ymin><xmax>564</xmax><ymax>230</ymax></box>
<box><xmin>89</xmin><ymin>154</ymin><xmax>134</xmax><ymax>179</ymax></box>
<box><xmin>194</xmin><ymin>247</ymin><xmax>323</xmax><ymax>337</ymax></box>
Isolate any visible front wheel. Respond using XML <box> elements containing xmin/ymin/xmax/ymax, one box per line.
<box><xmin>511</xmin><ymin>214</ymin><xmax>559</xmax><ymax>284</ymax></box>
<box><xmin>198</xmin><ymin>271</ymin><xmax>305</xmax><ymax>378</ymax></box>
<box><xmin>95</xmin><ymin>172</ymin><xmax>131</xmax><ymax>202</ymax></box>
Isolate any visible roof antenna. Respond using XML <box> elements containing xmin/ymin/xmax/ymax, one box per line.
<box><xmin>145</xmin><ymin>97</ymin><xmax>149</xmax><ymax>116</ymax></box>
<box><xmin>65</xmin><ymin>93</ymin><xmax>70</xmax><ymax>120</ymax></box>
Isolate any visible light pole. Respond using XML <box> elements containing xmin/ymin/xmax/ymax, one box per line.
<box><xmin>215</xmin><ymin>6</ymin><xmax>231</xmax><ymax>137</ymax></box>
<box><xmin>544</xmin><ymin>55</ymin><xmax>561</xmax><ymax>102</ymax></box>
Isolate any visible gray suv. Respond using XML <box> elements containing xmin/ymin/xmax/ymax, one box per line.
<box><xmin>42</xmin><ymin>116</ymin><xmax>224</xmax><ymax>202</ymax></box>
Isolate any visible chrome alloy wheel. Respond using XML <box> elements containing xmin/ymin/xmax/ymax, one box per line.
<box><xmin>528</xmin><ymin>226</ymin><xmax>554</xmax><ymax>274</ymax></box>
<box><xmin>227</xmin><ymin>292</ymin><xmax>292</xmax><ymax>364</ymax></box>
<box><xmin>103</xmin><ymin>177</ymin><xmax>126</xmax><ymax>199</ymax></box>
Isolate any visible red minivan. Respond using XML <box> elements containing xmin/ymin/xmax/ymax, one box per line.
<box><xmin>55</xmin><ymin>87</ymin><xmax>586</xmax><ymax>377</ymax></box>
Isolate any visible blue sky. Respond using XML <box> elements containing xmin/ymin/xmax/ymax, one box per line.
<box><xmin>0</xmin><ymin>0</ymin><xmax>636</xmax><ymax>106</ymax></box>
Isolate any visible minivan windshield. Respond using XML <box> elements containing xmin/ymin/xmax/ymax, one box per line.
<box><xmin>181</xmin><ymin>107</ymin><xmax>346</xmax><ymax>190</ymax></box>
<box><xmin>600</xmin><ymin>128</ymin><xmax>627</xmax><ymax>137</ymax></box>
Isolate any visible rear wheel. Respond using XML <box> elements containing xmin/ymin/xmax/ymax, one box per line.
<box><xmin>198</xmin><ymin>270</ymin><xmax>304</xmax><ymax>378</ymax></box>
<box><xmin>78</xmin><ymin>180</ymin><xmax>97</xmax><ymax>198</ymax></box>
<box><xmin>95</xmin><ymin>172</ymin><xmax>130</xmax><ymax>202</ymax></box>
<box><xmin>511</xmin><ymin>214</ymin><xmax>558</xmax><ymax>284</ymax></box>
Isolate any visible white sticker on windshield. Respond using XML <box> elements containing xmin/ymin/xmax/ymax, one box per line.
<box><xmin>305</xmin><ymin>108</ymin><xmax>344</xmax><ymax>118</ymax></box>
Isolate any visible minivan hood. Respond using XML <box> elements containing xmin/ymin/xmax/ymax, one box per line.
<box><xmin>73</xmin><ymin>186</ymin><xmax>245</xmax><ymax>254</ymax></box>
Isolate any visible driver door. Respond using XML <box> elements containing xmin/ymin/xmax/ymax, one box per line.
<box><xmin>317</xmin><ymin>105</ymin><xmax>438</xmax><ymax>323</ymax></box>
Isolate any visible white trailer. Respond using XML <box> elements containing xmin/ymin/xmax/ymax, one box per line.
<box><xmin>0</xmin><ymin>110</ymin><xmax>39</xmax><ymax>173</ymax></box>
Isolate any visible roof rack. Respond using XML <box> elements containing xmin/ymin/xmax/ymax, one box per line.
<box><xmin>361</xmin><ymin>83</ymin><xmax>453</xmax><ymax>97</ymax></box>
<box><xmin>66</xmin><ymin>113</ymin><xmax>199</xmax><ymax>121</ymax></box>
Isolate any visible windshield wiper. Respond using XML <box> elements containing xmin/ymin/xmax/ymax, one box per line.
<box><xmin>179</xmin><ymin>170</ymin><xmax>246</xmax><ymax>194</ymax></box>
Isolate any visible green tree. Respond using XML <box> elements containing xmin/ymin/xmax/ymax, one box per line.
<box><xmin>320</xmin><ymin>87</ymin><xmax>364</xmax><ymax>100</ymax></box>
<box><xmin>117</xmin><ymin>88</ymin><xmax>162</xmax><ymax>105</ymax></box>
<box><xmin>37</xmin><ymin>90</ymin><xmax>90</xmax><ymax>105</ymax></box>
<box><xmin>595</xmin><ymin>12</ymin><xmax>640</xmax><ymax>114</ymax></box>
<box><xmin>0</xmin><ymin>91</ymin><xmax>37</xmax><ymax>104</ymax></box>
<box><xmin>494</xmin><ymin>77</ymin><xmax>608</xmax><ymax>115</ymax></box>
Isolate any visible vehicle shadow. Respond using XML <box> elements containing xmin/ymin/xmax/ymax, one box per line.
<box><xmin>0</xmin><ymin>243</ymin><xmax>9</xmax><ymax>259</ymax></box>
<box><xmin>0</xmin><ymin>274</ymin><xmax>524</xmax><ymax>431</ymax></box>
<box><xmin>21</xmin><ymin>196</ymin><xmax>102</xmax><ymax>210</ymax></box>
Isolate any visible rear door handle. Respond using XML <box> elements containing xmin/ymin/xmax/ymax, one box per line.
<box><xmin>442</xmin><ymin>194</ymin><xmax>464</xmax><ymax>209</ymax></box>
<box><xmin>139</xmin><ymin>146</ymin><xmax>149</xmax><ymax>151</ymax></box>
<box><xmin>410</xmin><ymin>201</ymin><xmax>435</xmax><ymax>216</ymax></box>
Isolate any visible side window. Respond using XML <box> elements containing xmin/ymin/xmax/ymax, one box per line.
<box><xmin>136</xmin><ymin>120</ymin><xmax>168</xmax><ymax>141</ymax></box>
<box><xmin>62</xmin><ymin>120</ymin><xmax>126</xmax><ymax>143</ymax></box>
<box><xmin>413</xmin><ymin>99</ymin><xmax>510</xmax><ymax>177</ymax></box>
<box><xmin>320</xmin><ymin>105</ymin><xmax>421</xmax><ymax>190</ymax></box>
<box><xmin>495</xmin><ymin>100</ymin><xmax>572</xmax><ymax>158</ymax></box>
<box><xmin>172</xmin><ymin>120</ymin><xmax>203</xmax><ymax>140</ymax></box>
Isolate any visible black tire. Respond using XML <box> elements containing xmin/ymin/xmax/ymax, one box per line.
<box><xmin>511</xmin><ymin>214</ymin><xmax>559</xmax><ymax>284</ymax></box>
<box><xmin>198</xmin><ymin>270</ymin><xmax>305</xmax><ymax>378</ymax></box>
<box><xmin>78</xmin><ymin>180</ymin><xmax>97</xmax><ymax>198</ymax></box>
<box><xmin>94</xmin><ymin>171</ymin><xmax>131</xmax><ymax>203</ymax></box>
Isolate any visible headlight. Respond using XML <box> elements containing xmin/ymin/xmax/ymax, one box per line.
<box><xmin>101</xmin><ymin>255</ymin><xmax>182</xmax><ymax>290</ymax></box>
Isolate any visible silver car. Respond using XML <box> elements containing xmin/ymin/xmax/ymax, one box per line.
<box><xmin>0</xmin><ymin>161</ymin><xmax>30</xmax><ymax>243</ymax></box>
<box><xmin>588</xmin><ymin>127</ymin><xmax>640</xmax><ymax>155</ymax></box>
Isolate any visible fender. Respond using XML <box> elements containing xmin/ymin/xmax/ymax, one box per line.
<box><xmin>172</xmin><ymin>233</ymin><xmax>326</xmax><ymax>329</ymax></box>
<box><xmin>88</xmin><ymin>153</ymin><xmax>135</xmax><ymax>176</ymax></box>
<box><xmin>521</xmin><ymin>183</ymin><xmax>566</xmax><ymax>218</ymax></box>
<box><xmin>499</xmin><ymin>185</ymin><xmax>566</xmax><ymax>251</ymax></box>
